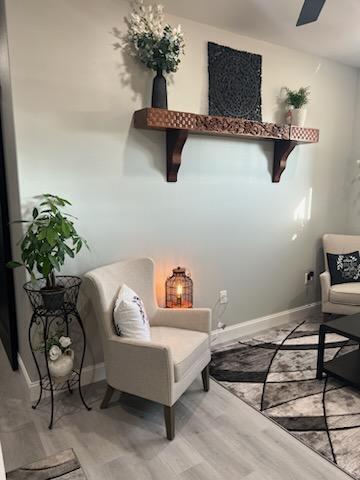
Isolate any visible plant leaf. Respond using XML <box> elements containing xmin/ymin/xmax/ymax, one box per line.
<box><xmin>61</xmin><ymin>220</ymin><xmax>70</xmax><ymax>237</ymax></box>
<box><xmin>75</xmin><ymin>239</ymin><xmax>82</xmax><ymax>253</ymax></box>
<box><xmin>38</xmin><ymin>228</ymin><xmax>47</xmax><ymax>241</ymax></box>
<box><xmin>49</xmin><ymin>255</ymin><xmax>60</xmax><ymax>271</ymax></box>
<box><xmin>6</xmin><ymin>260</ymin><xmax>23</xmax><ymax>269</ymax></box>
<box><xmin>46</xmin><ymin>228</ymin><xmax>57</xmax><ymax>247</ymax></box>
<box><xmin>64</xmin><ymin>244</ymin><xmax>75</xmax><ymax>258</ymax></box>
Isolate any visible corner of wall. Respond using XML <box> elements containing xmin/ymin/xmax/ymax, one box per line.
<box><xmin>346</xmin><ymin>67</ymin><xmax>360</xmax><ymax>233</ymax></box>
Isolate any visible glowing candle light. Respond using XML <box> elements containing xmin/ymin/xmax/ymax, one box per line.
<box><xmin>176</xmin><ymin>284</ymin><xmax>183</xmax><ymax>306</ymax></box>
<box><xmin>166</xmin><ymin>267</ymin><xmax>193</xmax><ymax>308</ymax></box>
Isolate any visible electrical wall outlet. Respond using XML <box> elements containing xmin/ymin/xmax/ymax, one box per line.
<box><xmin>304</xmin><ymin>271</ymin><xmax>315</xmax><ymax>285</ymax></box>
<box><xmin>219</xmin><ymin>290</ymin><xmax>228</xmax><ymax>304</ymax></box>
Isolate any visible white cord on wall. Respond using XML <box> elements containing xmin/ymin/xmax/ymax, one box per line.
<box><xmin>211</xmin><ymin>298</ymin><xmax>229</xmax><ymax>346</ymax></box>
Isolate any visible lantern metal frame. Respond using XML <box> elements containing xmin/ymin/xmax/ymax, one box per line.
<box><xmin>165</xmin><ymin>267</ymin><xmax>193</xmax><ymax>308</ymax></box>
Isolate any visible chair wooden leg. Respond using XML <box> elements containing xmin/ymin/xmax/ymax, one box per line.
<box><xmin>201</xmin><ymin>364</ymin><xmax>210</xmax><ymax>392</ymax></box>
<box><xmin>100</xmin><ymin>384</ymin><xmax>115</xmax><ymax>409</ymax></box>
<box><xmin>164</xmin><ymin>405</ymin><xmax>175</xmax><ymax>441</ymax></box>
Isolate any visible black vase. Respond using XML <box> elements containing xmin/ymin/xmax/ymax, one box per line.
<box><xmin>151</xmin><ymin>70</ymin><xmax>168</xmax><ymax>109</ymax></box>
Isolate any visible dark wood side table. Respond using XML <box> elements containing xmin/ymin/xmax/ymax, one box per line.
<box><xmin>317</xmin><ymin>314</ymin><xmax>360</xmax><ymax>386</ymax></box>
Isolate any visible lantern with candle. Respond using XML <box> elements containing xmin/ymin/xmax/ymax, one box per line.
<box><xmin>165</xmin><ymin>267</ymin><xmax>193</xmax><ymax>308</ymax></box>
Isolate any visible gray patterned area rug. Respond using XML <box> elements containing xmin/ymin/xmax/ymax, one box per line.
<box><xmin>6</xmin><ymin>449</ymin><xmax>87</xmax><ymax>479</ymax></box>
<box><xmin>210</xmin><ymin>315</ymin><xmax>360</xmax><ymax>480</ymax></box>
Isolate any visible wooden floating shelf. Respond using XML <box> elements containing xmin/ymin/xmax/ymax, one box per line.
<box><xmin>134</xmin><ymin>108</ymin><xmax>319</xmax><ymax>183</ymax></box>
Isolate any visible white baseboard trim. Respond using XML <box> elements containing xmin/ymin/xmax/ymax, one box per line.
<box><xmin>18</xmin><ymin>301</ymin><xmax>320</xmax><ymax>399</ymax></box>
<box><xmin>211</xmin><ymin>301</ymin><xmax>321</xmax><ymax>348</ymax></box>
<box><xmin>18</xmin><ymin>354</ymin><xmax>105</xmax><ymax>402</ymax></box>
<box><xmin>18</xmin><ymin>354</ymin><xmax>34</xmax><ymax>388</ymax></box>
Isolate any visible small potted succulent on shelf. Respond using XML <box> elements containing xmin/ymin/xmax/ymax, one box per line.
<box><xmin>285</xmin><ymin>86</ymin><xmax>310</xmax><ymax>126</ymax></box>
<box><xmin>40</xmin><ymin>332</ymin><xmax>74</xmax><ymax>382</ymax></box>
<box><xmin>7</xmin><ymin>194</ymin><xmax>88</xmax><ymax>311</ymax></box>
<box><xmin>115</xmin><ymin>0</ymin><xmax>185</xmax><ymax>109</ymax></box>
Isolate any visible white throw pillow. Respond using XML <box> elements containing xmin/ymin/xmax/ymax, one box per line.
<box><xmin>113</xmin><ymin>284</ymin><xmax>151</xmax><ymax>340</ymax></box>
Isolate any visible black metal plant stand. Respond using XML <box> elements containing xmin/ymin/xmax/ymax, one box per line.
<box><xmin>25</xmin><ymin>276</ymin><xmax>91</xmax><ymax>429</ymax></box>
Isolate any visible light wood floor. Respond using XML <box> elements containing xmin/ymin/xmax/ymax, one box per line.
<box><xmin>0</xmin><ymin>344</ymin><xmax>351</xmax><ymax>480</ymax></box>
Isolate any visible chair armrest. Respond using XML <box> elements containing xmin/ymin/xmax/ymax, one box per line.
<box><xmin>151</xmin><ymin>307</ymin><xmax>211</xmax><ymax>334</ymax></box>
<box><xmin>105</xmin><ymin>335</ymin><xmax>174</xmax><ymax>404</ymax></box>
<box><xmin>320</xmin><ymin>271</ymin><xmax>331</xmax><ymax>303</ymax></box>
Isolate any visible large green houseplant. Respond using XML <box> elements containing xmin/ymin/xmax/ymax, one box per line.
<box><xmin>8</xmin><ymin>194</ymin><xmax>88</xmax><ymax>309</ymax></box>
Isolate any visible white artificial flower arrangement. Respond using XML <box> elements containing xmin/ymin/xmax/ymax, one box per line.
<box><xmin>118</xmin><ymin>0</ymin><xmax>185</xmax><ymax>73</ymax></box>
<box><xmin>40</xmin><ymin>333</ymin><xmax>72</xmax><ymax>362</ymax></box>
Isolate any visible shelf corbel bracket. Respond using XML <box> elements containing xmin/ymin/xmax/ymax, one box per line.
<box><xmin>166</xmin><ymin>129</ymin><xmax>189</xmax><ymax>182</ymax></box>
<box><xmin>272</xmin><ymin>140</ymin><xmax>298</xmax><ymax>183</ymax></box>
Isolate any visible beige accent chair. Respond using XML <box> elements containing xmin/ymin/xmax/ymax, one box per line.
<box><xmin>84</xmin><ymin>258</ymin><xmax>211</xmax><ymax>440</ymax></box>
<box><xmin>321</xmin><ymin>234</ymin><xmax>360</xmax><ymax>315</ymax></box>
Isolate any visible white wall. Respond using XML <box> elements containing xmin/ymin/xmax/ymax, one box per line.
<box><xmin>4</xmin><ymin>0</ymin><xmax>359</xmax><ymax>379</ymax></box>
<box><xmin>347</xmin><ymin>74</ymin><xmax>360</xmax><ymax>232</ymax></box>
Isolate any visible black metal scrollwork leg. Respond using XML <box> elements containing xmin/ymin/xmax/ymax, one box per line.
<box><xmin>29</xmin><ymin>314</ymin><xmax>44</xmax><ymax>410</ymax></box>
<box><xmin>64</xmin><ymin>314</ymin><xmax>73</xmax><ymax>395</ymax></box>
<box><xmin>74</xmin><ymin>310</ymin><xmax>91</xmax><ymax>411</ymax></box>
<box><xmin>43</xmin><ymin>318</ymin><xmax>55</xmax><ymax>429</ymax></box>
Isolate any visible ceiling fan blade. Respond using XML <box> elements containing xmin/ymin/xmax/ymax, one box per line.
<box><xmin>296</xmin><ymin>0</ymin><xmax>326</xmax><ymax>26</ymax></box>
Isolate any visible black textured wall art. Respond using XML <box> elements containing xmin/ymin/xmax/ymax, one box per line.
<box><xmin>208</xmin><ymin>42</ymin><xmax>262</xmax><ymax>121</ymax></box>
